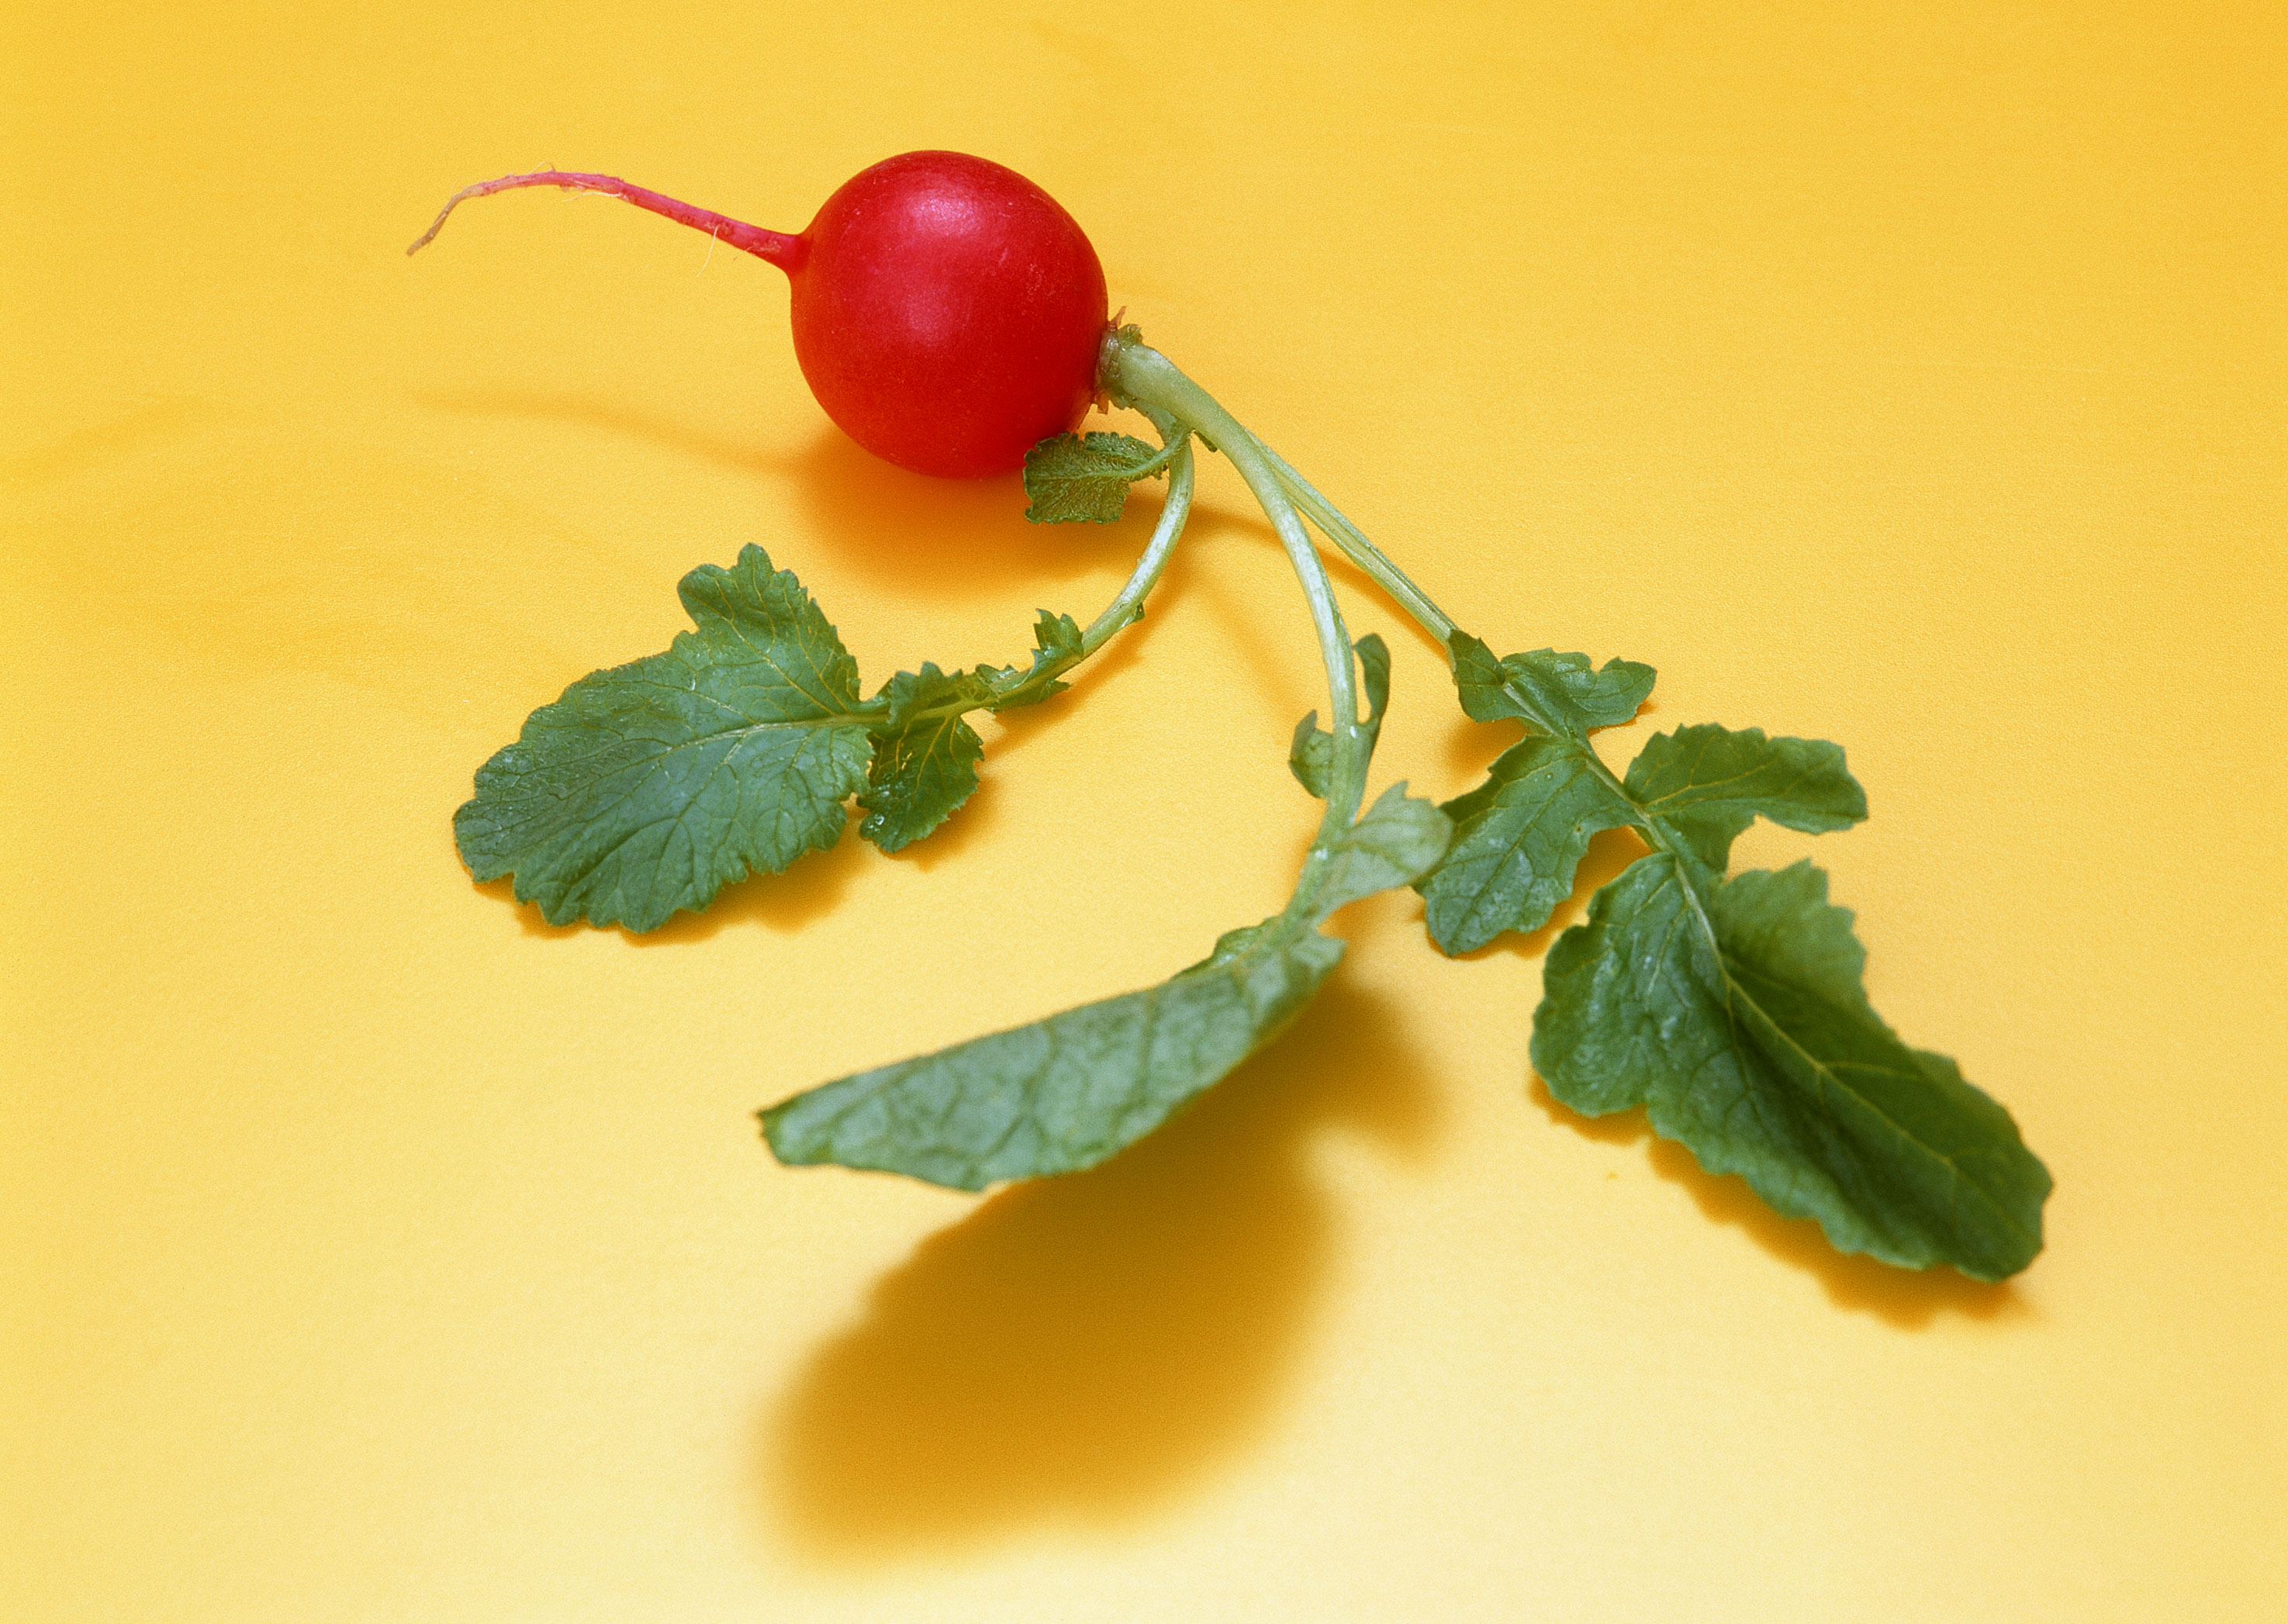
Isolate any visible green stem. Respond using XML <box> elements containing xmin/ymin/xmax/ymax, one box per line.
<box><xmin>1072</xmin><ymin>406</ymin><xmax>1194</xmax><ymax>661</ymax></box>
<box><xmin>1099</xmin><ymin>332</ymin><xmax>1693</xmax><ymax>908</ymax></box>
<box><xmin>1249</xmin><ymin>438</ymin><xmax>1692</xmax><ymax>882</ymax></box>
<box><xmin>1255</xmin><ymin>445</ymin><xmax>1459</xmax><ymax>648</ymax></box>
<box><xmin>1105</xmin><ymin>335</ymin><xmax>1368</xmax><ymax>838</ymax></box>
<box><xmin>887</xmin><ymin>409</ymin><xmax>1196</xmax><ymax>726</ymax></box>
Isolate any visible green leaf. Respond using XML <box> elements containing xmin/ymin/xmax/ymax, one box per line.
<box><xmin>855</xmin><ymin>606</ymin><xmax>1099</xmax><ymax>852</ymax></box>
<box><xmin>763</xmin><ymin>915</ymin><xmax>1345</xmax><ymax>1190</ymax></box>
<box><xmin>454</xmin><ymin>545</ymin><xmax>873</xmax><ymax>931</ymax></box>
<box><xmin>1310</xmin><ymin>781</ymin><xmax>1453</xmax><ymax>914</ymax></box>
<box><xmin>1288</xmin><ymin>710</ymin><xmax>1332</xmax><ymax>798</ymax></box>
<box><xmin>985</xmin><ymin>610</ymin><xmax>1082</xmax><ymax>711</ymax></box>
<box><xmin>1420</xmin><ymin>638</ymin><xmax>1861</xmax><ymax>953</ymax></box>
<box><xmin>874</xmin><ymin>661</ymin><xmax>997</xmax><ymax>727</ymax></box>
<box><xmin>1419</xmin><ymin>634</ymin><xmax>1651</xmax><ymax>954</ymax></box>
<box><xmin>1287</xmin><ymin>634</ymin><xmax>1390</xmax><ymax>800</ymax></box>
<box><xmin>858</xmin><ymin>664</ymin><xmax>994</xmax><ymax>854</ymax></box>
<box><xmin>1021</xmin><ymin>431</ymin><xmax>1170</xmax><ymax>523</ymax></box>
<box><xmin>1533</xmin><ymin>857</ymin><xmax>2050</xmax><ymax>1279</ymax></box>
<box><xmin>763</xmin><ymin>722</ymin><xmax>1452</xmax><ymax>1190</ymax></box>
<box><xmin>1450</xmin><ymin>632</ymin><xmax>1654</xmax><ymax>738</ymax></box>
<box><xmin>1354</xmin><ymin>633</ymin><xmax>1392</xmax><ymax>740</ymax></box>
<box><xmin>1626</xmin><ymin>723</ymin><xmax>1868</xmax><ymax>873</ymax></box>
<box><xmin>859</xmin><ymin>712</ymin><xmax>983</xmax><ymax>852</ymax></box>
<box><xmin>1421</xmin><ymin>738</ymin><xmax>1639</xmax><ymax>953</ymax></box>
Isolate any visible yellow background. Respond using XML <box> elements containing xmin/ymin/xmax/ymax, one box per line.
<box><xmin>7</xmin><ymin>2</ymin><xmax>2284</xmax><ymax>1617</ymax></box>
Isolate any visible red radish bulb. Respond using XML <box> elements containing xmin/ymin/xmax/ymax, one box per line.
<box><xmin>410</xmin><ymin>152</ymin><xmax>1109</xmax><ymax>478</ymax></box>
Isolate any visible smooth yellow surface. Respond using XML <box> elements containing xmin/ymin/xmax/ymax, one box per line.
<box><xmin>6</xmin><ymin>2</ymin><xmax>2285</xmax><ymax>1618</ymax></box>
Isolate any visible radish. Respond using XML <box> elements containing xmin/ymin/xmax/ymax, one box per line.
<box><xmin>410</xmin><ymin>152</ymin><xmax>1107</xmax><ymax>478</ymax></box>
<box><xmin>427</xmin><ymin>152</ymin><xmax>2051</xmax><ymax>1282</ymax></box>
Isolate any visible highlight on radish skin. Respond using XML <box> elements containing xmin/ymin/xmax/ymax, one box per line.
<box><xmin>410</xmin><ymin>154</ymin><xmax>1108</xmax><ymax>479</ymax></box>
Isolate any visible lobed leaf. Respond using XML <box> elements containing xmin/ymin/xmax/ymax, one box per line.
<box><xmin>1626</xmin><ymin>723</ymin><xmax>1867</xmax><ymax>874</ymax></box>
<box><xmin>985</xmin><ymin>610</ymin><xmax>1084</xmax><ymax>710</ymax></box>
<box><xmin>1450</xmin><ymin>632</ymin><xmax>1654</xmax><ymax>738</ymax></box>
<box><xmin>1533</xmin><ymin>857</ymin><xmax>2050</xmax><ymax>1279</ymax></box>
<box><xmin>859</xmin><ymin>727</ymin><xmax>984</xmax><ymax>855</ymax></box>
<box><xmin>1310</xmin><ymin>781</ymin><xmax>1453</xmax><ymax>914</ymax></box>
<box><xmin>453</xmin><ymin>545</ymin><xmax>872</xmax><ymax>931</ymax></box>
<box><xmin>1421</xmin><ymin>635</ymin><xmax>1863</xmax><ymax>954</ymax></box>
<box><xmin>857</xmin><ymin>662</ymin><xmax>992</xmax><ymax>853</ymax></box>
<box><xmin>1021</xmin><ymin>431</ymin><xmax>1170</xmax><ymax>523</ymax></box>
<box><xmin>1421</xmin><ymin>738</ymin><xmax>1638</xmax><ymax>953</ymax></box>
<box><xmin>1419</xmin><ymin>634</ymin><xmax>1653</xmax><ymax>954</ymax></box>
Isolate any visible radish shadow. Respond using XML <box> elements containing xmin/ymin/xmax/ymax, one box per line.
<box><xmin>759</xmin><ymin>973</ymin><xmax>1440</xmax><ymax>1565</ymax></box>
<box><xmin>420</xmin><ymin>385</ymin><xmax>1163</xmax><ymax>602</ymax></box>
<box><xmin>780</xmin><ymin>424</ymin><xmax>1151</xmax><ymax>600</ymax></box>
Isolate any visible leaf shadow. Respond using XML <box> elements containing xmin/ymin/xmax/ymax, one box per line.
<box><xmin>1523</xmin><ymin>1075</ymin><xmax>2031</xmax><ymax>1329</ymax></box>
<box><xmin>758</xmin><ymin>975</ymin><xmax>1441</xmax><ymax>1567</ymax></box>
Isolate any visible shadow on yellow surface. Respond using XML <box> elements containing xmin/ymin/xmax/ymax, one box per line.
<box><xmin>1525</xmin><ymin>1075</ymin><xmax>2028</xmax><ymax>1329</ymax></box>
<box><xmin>784</xmin><ymin>423</ymin><xmax>1153</xmax><ymax>599</ymax></box>
<box><xmin>761</xmin><ymin>974</ymin><xmax>1440</xmax><ymax>1564</ymax></box>
<box><xmin>425</xmin><ymin>389</ymin><xmax>1159</xmax><ymax>600</ymax></box>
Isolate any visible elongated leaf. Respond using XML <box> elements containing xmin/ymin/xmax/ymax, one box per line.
<box><xmin>1533</xmin><ymin>857</ymin><xmax>2049</xmax><ymax>1279</ymax></box>
<box><xmin>1021</xmin><ymin>431</ymin><xmax>1168</xmax><ymax>523</ymax></box>
<box><xmin>454</xmin><ymin>545</ymin><xmax>872</xmax><ymax>931</ymax></box>
<box><xmin>764</xmin><ymin>773</ymin><xmax>1450</xmax><ymax>1189</ymax></box>
<box><xmin>763</xmin><ymin>917</ymin><xmax>1344</xmax><ymax>1190</ymax></box>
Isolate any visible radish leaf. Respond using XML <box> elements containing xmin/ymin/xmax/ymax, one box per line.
<box><xmin>1533</xmin><ymin>859</ymin><xmax>2049</xmax><ymax>1280</ymax></box>
<box><xmin>1623</xmin><ymin>724</ymin><xmax>1867</xmax><ymax>876</ymax></box>
<box><xmin>1415</xmin><ymin>625</ymin><xmax>2044</xmax><ymax>1277</ymax></box>
<box><xmin>1022</xmin><ymin>430</ymin><xmax>1172</xmax><ymax>523</ymax></box>
<box><xmin>761</xmin><ymin>917</ymin><xmax>1345</xmax><ymax>1188</ymax></box>
<box><xmin>1423</xmin><ymin>738</ymin><xmax>1641</xmax><ymax>953</ymax></box>
<box><xmin>452</xmin><ymin>546</ymin><xmax>872</xmax><ymax>931</ymax></box>
<box><xmin>1419</xmin><ymin>637</ymin><xmax>1655</xmax><ymax>953</ymax></box>
<box><xmin>858</xmin><ymin>664</ymin><xmax>994</xmax><ymax>853</ymax></box>
<box><xmin>762</xmin><ymin>733</ymin><xmax>1450</xmax><ymax>1188</ymax></box>
<box><xmin>1450</xmin><ymin>634</ymin><xmax>1654</xmax><ymax>735</ymax></box>
<box><xmin>980</xmin><ymin>609</ymin><xmax>1082</xmax><ymax>711</ymax></box>
<box><xmin>1288</xmin><ymin>633</ymin><xmax>1391</xmax><ymax>798</ymax></box>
